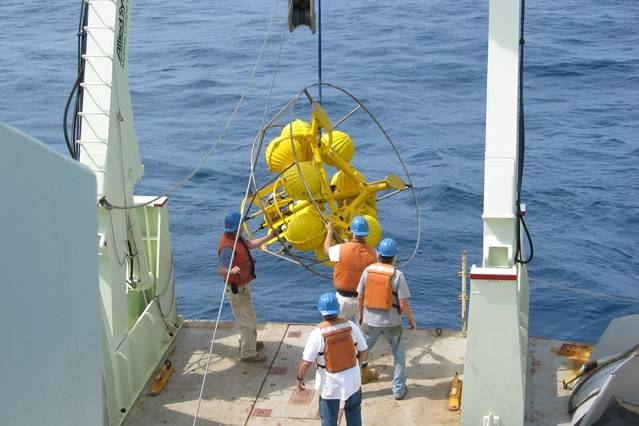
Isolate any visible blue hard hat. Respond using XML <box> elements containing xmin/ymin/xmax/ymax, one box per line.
<box><xmin>350</xmin><ymin>215</ymin><xmax>369</xmax><ymax>237</ymax></box>
<box><xmin>317</xmin><ymin>292</ymin><xmax>340</xmax><ymax>316</ymax></box>
<box><xmin>378</xmin><ymin>238</ymin><xmax>398</xmax><ymax>258</ymax></box>
<box><xmin>224</xmin><ymin>212</ymin><xmax>242</xmax><ymax>233</ymax></box>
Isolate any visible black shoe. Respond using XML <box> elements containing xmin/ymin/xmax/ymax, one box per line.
<box><xmin>394</xmin><ymin>388</ymin><xmax>407</xmax><ymax>400</ymax></box>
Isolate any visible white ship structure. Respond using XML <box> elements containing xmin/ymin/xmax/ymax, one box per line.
<box><xmin>1</xmin><ymin>0</ymin><xmax>637</xmax><ymax>425</ymax></box>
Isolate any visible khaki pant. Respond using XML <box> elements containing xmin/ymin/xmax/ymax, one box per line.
<box><xmin>336</xmin><ymin>292</ymin><xmax>359</xmax><ymax>323</ymax></box>
<box><xmin>226</xmin><ymin>284</ymin><xmax>257</xmax><ymax>358</ymax></box>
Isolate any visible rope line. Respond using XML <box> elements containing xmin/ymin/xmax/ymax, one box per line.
<box><xmin>192</xmin><ymin>3</ymin><xmax>287</xmax><ymax>423</ymax></box>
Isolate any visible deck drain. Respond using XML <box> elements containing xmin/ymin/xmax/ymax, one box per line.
<box><xmin>251</xmin><ymin>408</ymin><xmax>272</xmax><ymax>417</ymax></box>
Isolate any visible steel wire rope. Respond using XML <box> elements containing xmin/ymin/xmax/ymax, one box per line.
<box><xmin>192</xmin><ymin>4</ymin><xmax>287</xmax><ymax>423</ymax></box>
<box><xmin>251</xmin><ymin>82</ymin><xmax>421</xmax><ymax>269</ymax></box>
<box><xmin>103</xmin><ymin>0</ymin><xmax>280</xmax><ymax>211</ymax></box>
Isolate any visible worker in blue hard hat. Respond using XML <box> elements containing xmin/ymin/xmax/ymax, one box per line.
<box><xmin>217</xmin><ymin>211</ymin><xmax>277</xmax><ymax>362</ymax></box>
<box><xmin>323</xmin><ymin>216</ymin><xmax>376</xmax><ymax>322</ymax></box>
<box><xmin>356</xmin><ymin>238</ymin><xmax>416</xmax><ymax>400</ymax></box>
<box><xmin>296</xmin><ymin>292</ymin><xmax>368</xmax><ymax>426</ymax></box>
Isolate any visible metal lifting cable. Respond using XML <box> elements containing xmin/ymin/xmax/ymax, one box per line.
<box><xmin>192</xmin><ymin>6</ymin><xmax>288</xmax><ymax>425</ymax></box>
<box><xmin>102</xmin><ymin>0</ymin><xmax>280</xmax><ymax>211</ymax></box>
<box><xmin>317</xmin><ymin>0</ymin><xmax>322</xmax><ymax>104</ymax></box>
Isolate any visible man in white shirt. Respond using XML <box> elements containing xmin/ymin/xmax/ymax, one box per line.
<box><xmin>296</xmin><ymin>292</ymin><xmax>368</xmax><ymax>426</ymax></box>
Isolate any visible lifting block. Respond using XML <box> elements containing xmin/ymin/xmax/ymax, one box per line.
<box><xmin>448</xmin><ymin>373</ymin><xmax>462</xmax><ymax>411</ymax></box>
<box><xmin>148</xmin><ymin>360</ymin><xmax>173</xmax><ymax>396</ymax></box>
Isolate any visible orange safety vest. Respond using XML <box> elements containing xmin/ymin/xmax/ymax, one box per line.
<box><xmin>318</xmin><ymin>318</ymin><xmax>357</xmax><ymax>373</ymax></box>
<box><xmin>363</xmin><ymin>263</ymin><xmax>400</xmax><ymax>312</ymax></box>
<box><xmin>333</xmin><ymin>241</ymin><xmax>377</xmax><ymax>294</ymax></box>
<box><xmin>217</xmin><ymin>233</ymin><xmax>256</xmax><ymax>285</ymax></box>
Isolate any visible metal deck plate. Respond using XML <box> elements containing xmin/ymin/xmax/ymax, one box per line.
<box><xmin>124</xmin><ymin>321</ymin><xmax>580</xmax><ymax>425</ymax></box>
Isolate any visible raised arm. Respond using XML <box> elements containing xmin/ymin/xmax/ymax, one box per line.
<box><xmin>247</xmin><ymin>229</ymin><xmax>278</xmax><ymax>249</ymax></box>
<box><xmin>323</xmin><ymin>222</ymin><xmax>333</xmax><ymax>255</ymax></box>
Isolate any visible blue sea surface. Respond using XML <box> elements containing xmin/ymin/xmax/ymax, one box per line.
<box><xmin>1</xmin><ymin>0</ymin><xmax>638</xmax><ymax>343</ymax></box>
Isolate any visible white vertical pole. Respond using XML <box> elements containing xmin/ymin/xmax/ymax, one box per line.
<box><xmin>461</xmin><ymin>0</ymin><xmax>529</xmax><ymax>425</ymax></box>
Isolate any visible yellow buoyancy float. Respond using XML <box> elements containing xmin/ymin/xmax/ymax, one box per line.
<box><xmin>265</xmin><ymin>134</ymin><xmax>312</xmax><ymax>173</ymax></box>
<box><xmin>265</xmin><ymin>120</ymin><xmax>313</xmax><ymax>173</ymax></box>
<box><xmin>285</xmin><ymin>210</ymin><xmax>326</xmax><ymax>251</ymax></box>
<box><xmin>281</xmin><ymin>161</ymin><xmax>323</xmax><ymax>200</ymax></box>
<box><xmin>321</xmin><ymin>130</ymin><xmax>355</xmax><ymax>167</ymax></box>
<box><xmin>281</xmin><ymin>119</ymin><xmax>311</xmax><ymax>141</ymax></box>
<box><xmin>330</xmin><ymin>168</ymin><xmax>364</xmax><ymax>193</ymax></box>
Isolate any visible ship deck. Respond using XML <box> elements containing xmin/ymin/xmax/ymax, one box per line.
<box><xmin>124</xmin><ymin>321</ymin><xmax>584</xmax><ymax>425</ymax></box>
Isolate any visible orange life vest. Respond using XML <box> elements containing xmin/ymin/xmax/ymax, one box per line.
<box><xmin>217</xmin><ymin>233</ymin><xmax>256</xmax><ymax>285</ymax></box>
<box><xmin>364</xmin><ymin>263</ymin><xmax>400</xmax><ymax>312</ymax></box>
<box><xmin>333</xmin><ymin>241</ymin><xmax>377</xmax><ymax>294</ymax></box>
<box><xmin>318</xmin><ymin>318</ymin><xmax>357</xmax><ymax>373</ymax></box>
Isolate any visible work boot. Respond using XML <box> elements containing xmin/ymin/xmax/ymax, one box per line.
<box><xmin>360</xmin><ymin>367</ymin><xmax>379</xmax><ymax>384</ymax></box>
<box><xmin>241</xmin><ymin>353</ymin><xmax>267</xmax><ymax>363</ymax></box>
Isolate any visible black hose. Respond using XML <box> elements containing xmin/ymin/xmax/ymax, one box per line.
<box><xmin>62</xmin><ymin>0</ymin><xmax>88</xmax><ymax>160</ymax></box>
<box><xmin>515</xmin><ymin>0</ymin><xmax>534</xmax><ymax>265</ymax></box>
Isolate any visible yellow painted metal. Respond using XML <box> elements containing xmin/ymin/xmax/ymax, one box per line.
<box><xmin>148</xmin><ymin>361</ymin><xmax>174</xmax><ymax>396</ymax></box>
<box><xmin>244</xmin><ymin>103</ymin><xmax>410</xmax><ymax>265</ymax></box>
<box><xmin>321</xmin><ymin>130</ymin><xmax>354</xmax><ymax>167</ymax></box>
<box><xmin>312</xmin><ymin>103</ymin><xmax>333</xmax><ymax>132</ymax></box>
<box><xmin>448</xmin><ymin>373</ymin><xmax>463</xmax><ymax>411</ymax></box>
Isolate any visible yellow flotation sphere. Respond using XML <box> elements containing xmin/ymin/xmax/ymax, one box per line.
<box><xmin>282</xmin><ymin>161</ymin><xmax>323</xmax><ymax>200</ymax></box>
<box><xmin>314</xmin><ymin>246</ymin><xmax>335</xmax><ymax>268</ymax></box>
<box><xmin>321</xmin><ymin>130</ymin><xmax>355</xmax><ymax>167</ymax></box>
<box><xmin>265</xmin><ymin>134</ymin><xmax>311</xmax><ymax>173</ymax></box>
<box><xmin>354</xmin><ymin>202</ymin><xmax>377</xmax><ymax>218</ymax></box>
<box><xmin>360</xmin><ymin>214</ymin><xmax>382</xmax><ymax>248</ymax></box>
<box><xmin>281</xmin><ymin>119</ymin><xmax>311</xmax><ymax>142</ymax></box>
<box><xmin>330</xmin><ymin>168</ymin><xmax>364</xmax><ymax>194</ymax></box>
<box><xmin>285</xmin><ymin>211</ymin><xmax>326</xmax><ymax>251</ymax></box>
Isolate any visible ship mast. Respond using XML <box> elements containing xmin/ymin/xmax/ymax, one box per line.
<box><xmin>462</xmin><ymin>0</ymin><xmax>529</xmax><ymax>425</ymax></box>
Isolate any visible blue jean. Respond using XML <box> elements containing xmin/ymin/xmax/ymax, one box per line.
<box><xmin>361</xmin><ymin>324</ymin><xmax>406</xmax><ymax>397</ymax></box>
<box><xmin>319</xmin><ymin>388</ymin><xmax>362</xmax><ymax>426</ymax></box>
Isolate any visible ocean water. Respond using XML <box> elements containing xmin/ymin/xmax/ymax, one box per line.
<box><xmin>1</xmin><ymin>0</ymin><xmax>637</xmax><ymax>343</ymax></box>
